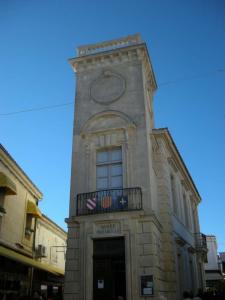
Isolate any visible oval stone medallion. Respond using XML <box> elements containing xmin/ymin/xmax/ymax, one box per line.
<box><xmin>90</xmin><ymin>70</ymin><xmax>125</xmax><ymax>104</ymax></box>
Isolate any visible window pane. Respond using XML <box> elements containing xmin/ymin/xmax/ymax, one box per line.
<box><xmin>111</xmin><ymin>164</ymin><xmax>122</xmax><ymax>176</ymax></box>
<box><xmin>97</xmin><ymin>178</ymin><xmax>108</xmax><ymax>190</ymax></box>
<box><xmin>111</xmin><ymin>176</ymin><xmax>123</xmax><ymax>188</ymax></box>
<box><xmin>111</xmin><ymin>148</ymin><xmax>122</xmax><ymax>161</ymax></box>
<box><xmin>96</xmin><ymin>166</ymin><xmax>108</xmax><ymax>177</ymax></box>
<box><xmin>97</xmin><ymin>151</ymin><xmax>108</xmax><ymax>163</ymax></box>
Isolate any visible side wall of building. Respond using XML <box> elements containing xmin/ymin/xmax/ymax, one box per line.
<box><xmin>35</xmin><ymin>216</ymin><xmax>67</xmax><ymax>271</ymax></box>
<box><xmin>0</xmin><ymin>151</ymin><xmax>41</xmax><ymax>255</ymax></box>
<box><xmin>153</xmin><ymin>132</ymin><xmax>206</xmax><ymax>298</ymax></box>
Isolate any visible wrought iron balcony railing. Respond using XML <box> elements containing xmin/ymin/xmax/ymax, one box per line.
<box><xmin>76</xmin><ymin>187</ymin><xmax>142</xmax><ymax>216</ymax></box>
<box><xmin>195</xmin><ymin>233</ymin><xmax>207</xmax><ymax>252</ymax></box>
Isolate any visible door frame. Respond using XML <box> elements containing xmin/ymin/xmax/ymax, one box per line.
<box><xmin>85</xmin><ymin>232</ymin><xmax>132</xmax><ymax>300</ymax></box>
<box><xmin>92</xmin><ymin>237</ymin><xmax>126</xmax><ymax>300</ymax></box>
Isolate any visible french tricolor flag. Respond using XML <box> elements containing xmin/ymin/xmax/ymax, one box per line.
<box><xmin>86</xmin><ymin>198</ymin><xmax>96</xmax><ymax>210</ymax></box>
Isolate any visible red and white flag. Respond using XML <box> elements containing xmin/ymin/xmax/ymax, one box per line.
<box><xmin>86</xmin><ymin>198</ymin><xmax>96</xmax><ymax>210</ymax></box>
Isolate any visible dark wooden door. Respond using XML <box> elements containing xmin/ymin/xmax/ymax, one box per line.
<box><xmin>93</xmin><ymin>238</ymin><xmax>126</xmax><ymax>300</ymax></box>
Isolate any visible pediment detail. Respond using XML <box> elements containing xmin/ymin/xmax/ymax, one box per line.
<box><xmin>80</xmin><ymin>110</ymin><xmax>136</xmax><ymax>136</ymax></box>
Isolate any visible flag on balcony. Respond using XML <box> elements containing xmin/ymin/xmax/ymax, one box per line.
<box><xmin>86</xmin><ymin>198</ymin><xmax>96</xmax><ymax>210</ymax></box>
<box><xmin>101</xmin><ymin>196</ymin><xmax>112</xmax><ymax>209</ymax></box>
<box><xmin>117</xmin><ymin>195</ymin><xmax>128</xmax><ymax>209</ymax></box>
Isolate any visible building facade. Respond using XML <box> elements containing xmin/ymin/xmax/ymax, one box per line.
<box><xmin>0</xmin><ymin>144</ymin><xmax>66</xmax><ymax>299</ymax></box>
<box><xmin>219</xmin><ymin>252</ymin><xmax>225</xmax><ymax>279</ymax></box>
<box><xmin>33</xmin><ymin>214</ymin><xmax>67</xmax><ymax>298</ymax></box>
<box><xmin>204</xmin><ymin>235</ymin><xmax>223</xmax><ymax>289</ymax></box>
<box><xmin>64</xmin><ymin>34</ymin><xmax>206</xmax><ymax>300</ymax></box>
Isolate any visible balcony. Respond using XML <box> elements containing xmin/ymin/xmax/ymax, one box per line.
<box><xmin>76</xmin><ymin>187</ymin><xmax>142</xmax><ymax>216</ymax></box>
<box><xmin>195</xmin><ymin>233</ymin><xmax>207</xmax><ymax>252</ymax></box>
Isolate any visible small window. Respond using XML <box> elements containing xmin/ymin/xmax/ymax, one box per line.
<box><xmin>0</xmin><ymin>191</ymin><xmax>6</xmax><ymax>216</ymax></box>
<box><xmin>25</xmin><ymin>214</ymin><xmax>34</xmax><ymax>237</ymax></box>
<box><xmin>25</xmin><ymin>200</ymin><xmax>41</xmax><ymax>238</ymax></box>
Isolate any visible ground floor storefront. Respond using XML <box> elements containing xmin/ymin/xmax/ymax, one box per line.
<box><xmin>0</xmin><ymin>246</ymin><xmax>64</xmax><ymax>299</ymax></box>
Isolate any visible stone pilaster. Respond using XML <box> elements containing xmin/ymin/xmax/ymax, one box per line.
<box><xmin>64</xmin><ymin>221</ymin><xmax>81</xmax><ymax>300</ymax></box>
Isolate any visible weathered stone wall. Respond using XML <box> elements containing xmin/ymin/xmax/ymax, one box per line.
<box><xmin>64</xmin><ymin>223</ymin><xmax>81</xmax><ymax>300</ymax></box>
<box><xmin>64</xmin><ymin>214</ymin><xmax>165</xmax><ymax>300</ymax></box>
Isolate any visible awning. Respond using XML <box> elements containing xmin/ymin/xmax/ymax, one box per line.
<box><xmin>0</xmin><ymin>172</ymin><xmax>17</xmax><ymax>195</ymax></box>
<box><xmin>27</xmin><ymin>200</ymin><xmax>42</xmax><ymax>219</ymax></box>
<box><xmin>0</xmin><ymin>245</ymin><xmax>64</xmax><ymax>276</ymax></box>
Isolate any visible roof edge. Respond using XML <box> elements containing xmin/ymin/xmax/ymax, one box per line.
<box><xmin>0</xmin><ymin>144</ymin><xmax>43</xmax><ymax>200</ymax></box>
<box><xmin>41</xmin><ymin>214</ymin><xmax>67</xmax><ymax>236</ymax></box>
<box><xmin>152</xmin><ymin>128</ymin><xmax>201</xmax><ymax>201</ymax></box>
<box><xmin>69</xmin><ymin>42</ymin><xmax>157</xmax><ymax>91</ymax></box>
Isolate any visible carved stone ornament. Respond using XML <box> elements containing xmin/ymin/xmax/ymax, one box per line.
<box><xmin>95</xmin><ymin>222</ymin><xmax>121</xmax><ymax>235</ymax></box>
<box><xmin>90</xmin><ymin>70</ymin><xmax>126</xmax><ymax>104</ymax></box>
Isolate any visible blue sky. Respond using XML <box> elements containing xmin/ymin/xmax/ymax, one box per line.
<box><xmin>1</xmin><ymin>1</ymin><xmax>225</xmax><ymax>250</ymax></box>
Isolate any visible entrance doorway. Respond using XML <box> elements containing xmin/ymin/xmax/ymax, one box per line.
<box><xmin>93</xmin><ymin>237</ymin><xmax>126</xmax><ymax>300</ymax></box>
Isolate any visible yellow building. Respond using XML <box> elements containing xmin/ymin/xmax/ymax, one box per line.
<box><xmin>0</xmin><ymin>144</ymin><xmax>66</xmax><ymax>299</ymax></box>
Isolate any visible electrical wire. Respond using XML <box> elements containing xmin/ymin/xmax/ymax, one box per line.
<box><xmin>0</xmin><ymin>67</ymin><xmax>224</xmax><ymax>116</ymax></box>
<box><xmin>0</xmin><ymin>101</ymin><xmax>74</xmax><ymax>116</ymax></box>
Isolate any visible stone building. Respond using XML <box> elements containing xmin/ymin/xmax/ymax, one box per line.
<box><xmin>64</xmin><ymin>34</ymin><xmax>206</xmax><ymax>300</ymax></box>
<box><xmin>0</xmin><ymin>144</ymin><xmax>66</xmax><ymax>299</ymax></box>
<box><xmin>204</xmin><ymin>235</ymin><xmax>223</xmax><ymax>289</ymax></box>
<box><xmin>34</xmin><ymin>214</ymin><xmax>67</xmax><ymax>297</ymax></box>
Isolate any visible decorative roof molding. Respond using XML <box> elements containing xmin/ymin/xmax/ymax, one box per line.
<box><xmin>181</xmin><ymin>179</ymin><xmax>190</xmax><ymax>192</ymax></box>
<box><xmin>167</xmin><ymin>157</ymin><xmax>179</xmax><ymax>173</ymax></box>
<box><xmin>69</xmin><ymin>37</ymin><xmax>157</xmax><ymax>92</ymax></box>
<box><xmin>0</xmin><ymin>144</ymin><xmax>42</xmax><ymax>200</ymax></box>
<box><xmin>190</xmin><ymin>195</ymin><xmax>198</xmax><ymax>206</ymax></box>
<box><xmin>77</xmin><ymin>33</ymin><xmax>142</xmax><ymax>57</ymax></box>
<box><xmin>150</xmin><ymin>134</ymin><xmax>159</xmax><ymax>153</ymax></box>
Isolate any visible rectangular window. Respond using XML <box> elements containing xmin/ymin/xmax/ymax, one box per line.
<box><xmin>96</xmin><ymin>147</ymin><xmax>123</xmax><ymax>190</ymax></box>
<box><xmin>25</xmin><ymin>214</ymin><xmax>34</xmax><ymax>238</ymax></box>
<box><xmin>183</xmin><ymin>193</ymin><xmax>190</xmax><ymax>229</ymax></box>
<box><xmin>0</xmin><ymin>190</ymin><xmax>6</xmax><ymax>216</ymax></box>
<box><xmin>170</xmin><ymin>175</ymin><xmax>178</xmax><ymax>215</ymax></box>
